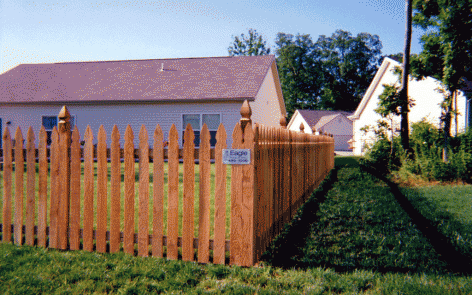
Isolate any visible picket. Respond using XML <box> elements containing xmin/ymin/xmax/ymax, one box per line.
<box><xmin>0</xmin><ymin>101</ymin><xmax>334</xmax><ymax>267</ymax></box>
<box><xmin>110</xmin><ymin>125</ymin><xmax>121</xmax><ymax>253</ymax></box>
<box><xmin>97</xmin><ymin>126</ymin><xmax>108</xmax><ymax>253</ymax></box>
<box><xmin>124</xmin><ymin>125</ymin><xmax>135</xmax><ymax>255</ymax></box>
<box><xmin>70</xmin><ymin>126</ymin><xmax>81</xmax><ymax>251</ymax></box>
<box><xmin>14</xmin><ymin>127</ymin><xmax>24</xmax><ymax>246</ymax></box>
<box><xmin>152</xmin><ymin>125</ymin><xmax>164</xmax><ymax>258</ymax></box>
<box><xmin>83</xmin><ymin>126</ymin><xmax>94</xmax><ymax>252</ymax></box>
<box><xmin>37</xmin><ymin>127</ymin><xmax>47</xmax><ymax>247</ymax></box>
<box><xmin>26</xmin><ymin>127</ymin><xmax>35</xmax><ymax>246</ymax></box>
<box><xmin>230</xmin><ymin>122</ymin><xmax>243</xmax><ymax>266</ymax></box>
<box><xmin>2</xmin><ymin>128</ymin><xmax>12</xmax><ymax>243</ymax></box>
<box><xmin>138</xmin><ymin>125</ymin><xmax>149</xmax><ymax>257</ymax></box>
<box><xmin>213</xmin><ymin>124</ymin><xmax>227</xmax><ymax>265</ymax></box>
<box><xmin>182</xmin><ymin>123</ymin><xmax>195</xmax><ymax>262</ymax></box>
<box><xmin>198</xmin><ymin>124</ymin><xmax>211</xmax><ymax>264</ymax></box>
<box><xmin>167</xmin><ymin>124</ymin><xmax>179</xmax><ymax>260</ymax></box>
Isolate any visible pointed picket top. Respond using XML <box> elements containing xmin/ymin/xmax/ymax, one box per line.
<box><xmin>112</xmin><ymin>125</ymin><xmax>120</xmax><ymax>144</ymax></box>
<box><xmin>232</xmin><ymin>122</ymin><xmax>242</xmax><ymax>148</ymax></box>
<box><xmin>27</xmin><ymin>127</ymin><xmax>35</xmax><ymax>147</ymax></box>
<box><xmin>216</xmin><ymin>123</ymin><xmax>227</xmax><ymax>148</ymax></box>
<box><xmin>169</xmin><ymin>124</ymin><xmax>178</xmax><ymax>146</ymax></box>
<box><xmin>84</xmin><ymin>125</ymin><xmax>93</xmax><ymax>144</ymax></box>
<box><xmin>98</xmin><ymin>125</ymin><xmax>106</xmax><ymax>143</ymax></box>
<box><xmin>200</xmin><ymin>123</ymin><xmax>210</xmax><ymax>147</ymax></box>
<box><xmin>253</xmin><ymin>123</ymin><xmax>259</xmax><ymax>143</ymax></box>
<box><xmin>243</xmin><ymin>122</ymin><xmax>254</xmax><ymax>147</ymax></box>
<box><xmin>153</xmin><ymin>124</ymin><xmax>163</xmax><ymax>145</ymax></box>
<box><xmin>3</xmin><ymin>126</ymin><xmax>11</xmax><ymax>144</ymax></box>
<box><xmin>14</xmin><ymin>126</ymin><xmax>24</xmax><ymax>147</ymax></box>
<box><xmin>125</xmin><ymin>124</ymin><xmax>134</xmax><ymax>142</ymax></box>
<box><xmin>139</xmin><ymin>125</ymin><xmax>149</xmax><ymax>147</ymax></box>
<box><xmin>71</xmin><ymin>126</ymin><xmax>80</xmax><ymax>145</ymax></box>
<box><xmin>184</xmin><ymin>123</ymin><xmax>194</xmax><ymax>147</ymax></box>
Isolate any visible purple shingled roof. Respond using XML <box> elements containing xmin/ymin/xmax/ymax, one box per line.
<box><xmin>297</xmin><ymin>109</ymin><xmax>353</xmax><ymax>128</ymax></box>
<box><xmin>0</xmin><ymin>55</ymin><xmax>276</xmax><ymax>103</ymax></box>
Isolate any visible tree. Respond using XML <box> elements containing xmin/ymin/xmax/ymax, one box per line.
<box><xmin>228</xmin><ymin>29</ymin><xmax>271</xmax><ymax>56</ymax></box>
<box><xmin>315</xmin><ymin>30</ymin><xmax>383</xmax><ymax>111</ymax></box>
<box><xmin>399</xmin><ymin>0</ymin><xmax>413</xmax><ymax>152</ymax></box>
<box><xmin>412</xmin><ymin>0</ymin><xmax>472</xmax><ymax>161</ymax></box>
<box><xmin>274</xmin><ymin>33</ymin><xmax>324</xmax><ymax>118</ymax></box>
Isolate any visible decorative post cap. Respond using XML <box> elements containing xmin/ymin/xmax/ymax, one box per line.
<box><xmin>240</xmin><ymin>100</ymin><xmax>252</xmax><ymax>120</ymax></box>
<box><xmin>311</xmin><ymin>126</ymin><xmax>316</xmax><ymax>133</ymax></box>
<box><xmin>280</xmin><ymin>116</ymin><xmax>287</xmax><ymax>128</ymax></box>
<box><xmin>240</xmin><ymin>100</ymin><xmax>252</xmax><ymax>134</ymax></box>
<box><xmin>299</xmin><ymin>123</ymin><xmax>305</xmax><ymax>133</ymax></box>
<box><xmin>58</xmin><ymin>106</ymin><xmax>71</xmax><ymax>121</ymax></box>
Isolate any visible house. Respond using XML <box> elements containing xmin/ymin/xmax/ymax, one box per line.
<box><xmin>0</xmin><ymin>55</ymin><xmax>286</xmax><ymax>148</ymax></box>
<box><xmin>287</xmin><ymin>109</ymin><xmax>353</xmax><ymax>151</ymax></box>
<box><xmin>349</xmin><ymin>57</ymin><xmax>472</xmax><ymax>155</ymax></box>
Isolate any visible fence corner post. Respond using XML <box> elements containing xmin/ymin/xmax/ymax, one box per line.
<box><xmin>58</xmin><ymin>105</ymin><xmax>71</xmax><ymax>250</ymax></box>
<box><xmin>231</xmin><ymin>100</ymin><xmax>257</xmax><ymax>266</ymax></box>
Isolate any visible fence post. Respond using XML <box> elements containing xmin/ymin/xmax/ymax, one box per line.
<box><xmin>280</xmin><ymin>116</ymin><xmax>287</xmax><ymax>129</ymax></box>
<box><xmin>230</xmin><ymin>100</ymin><xmax>256</xmax><ymax>266</ymax></box>
<box><xmin>58</xmin><ymin>106</ymin><xmax>71</xmax><ymax>250</ymax></box>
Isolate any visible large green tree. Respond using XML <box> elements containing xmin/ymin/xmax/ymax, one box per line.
<box><xmin>411</xmin><ymin>0</ymin><xmax>472</xmax><ymax>160</ymax></box>
<box><xmin>228</xmin><ymin>29</ymin><xmax>271</xmax><ymax>56</ymax></box>
<box><xmin>274</xmin><ymin>33</ymin><xmax>324</xmax><ymax>118</ymax></box>
<box><xmin>316</xmin><ymin>30</ymin><xmax>383</xmax><ymax>111</ymax></box>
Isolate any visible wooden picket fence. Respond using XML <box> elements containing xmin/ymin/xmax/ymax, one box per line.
<box><xmin>0</xmin><ymin>101</ymin><xmax>334</xmax><ymax>266</ymax></box>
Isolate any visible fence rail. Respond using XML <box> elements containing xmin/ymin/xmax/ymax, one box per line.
<box><xmin>0</xmin><ymin>102</ymin><xmax>334</xmax><ymax>266</ymax></box>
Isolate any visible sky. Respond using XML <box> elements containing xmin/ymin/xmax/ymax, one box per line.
<box><xmin>1</xmin><ymin>0</ymin><xmax>427</xmax><ymax>74</ymax></box>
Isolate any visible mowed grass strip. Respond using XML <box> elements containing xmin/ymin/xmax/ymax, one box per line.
<box><xmin>1</xmin><ymin>242</ymin><xmax>471</xmax><ymax>294</ymax></box>
<box><xmin>264</xmin><ymin>161</ymin><xmax>472</xmax><ymax>274</ymax></box>
<box><xmin>0</xmin><ymin>162</ymin><xmax>232</xmax><ymax>240</ymax></box>
<box><xmin>301</xmin><ymin>167</ymin><xmax>449</xmax><ymax>272</ymax></box>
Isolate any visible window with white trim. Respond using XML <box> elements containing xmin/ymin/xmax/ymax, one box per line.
<box><xmin>182</xmin><ymin>114</ymin><xmax>220</xmax><ymax>147</ymax></box>
<box><xmin>42</xmin><ymin>115</ymin><xmax>76</xmax><ymax>145</ymax></box>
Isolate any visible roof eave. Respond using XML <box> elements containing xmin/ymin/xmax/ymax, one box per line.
<box><xmin>0</xmin><ymin>97</ymin><xmax>256</xmax><ymax>105</ymax></box>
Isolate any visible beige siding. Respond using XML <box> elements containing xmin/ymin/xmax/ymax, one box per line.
<box><xmin>250</xmin><ymin>63</ymin><xmax>284</xmax><ymax>127</ymax></box>
<box><xmin>0</xmin><ymin>102</ymin><xmax>242</xmax><ymax>148</ymax></box>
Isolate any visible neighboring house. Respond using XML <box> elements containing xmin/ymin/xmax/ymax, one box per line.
<box><xmin>349</xmin><ymin>57</ymin><xmax>472</xmax><ymax>155</ymax></box>
<box><xmin>287</xmin><ymin>109</ymin><xmax>353</xmax><ymax>151</ymax></box>
<box><xmin>0</xmin><ymin>55</ymin><xmax>286</xmax><ymax>148</ymax></box>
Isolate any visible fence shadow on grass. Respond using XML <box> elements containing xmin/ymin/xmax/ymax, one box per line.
<box><xmin>360</xmin><ymin>164</ymin><xmax>472</xmax><ymax>276</ymax></box>
<box><xmin>259</xmin><ymin>167</ymin><xmax>339</xmax><ymax>269</ymax></box>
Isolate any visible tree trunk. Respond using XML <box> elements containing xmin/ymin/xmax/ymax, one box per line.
<box><xmin>400</xmin><ymin>0</ymin><xmax>413</xmax><ymax>152</ymax></box>
<box><xmin>443</xmin><ymin>91</ymin><xmax>455</xmax><ymax>162</ymax></box>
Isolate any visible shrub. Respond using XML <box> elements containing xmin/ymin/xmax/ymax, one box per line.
<box><xmin>361</xmin><ymin>135</ymin><xmax>404</xmax><ymax>175</ymax></box>
<box><xmin>363</xmin><ymin>119</ymin><xmax>472</xmax><ymax>183</ymax></box>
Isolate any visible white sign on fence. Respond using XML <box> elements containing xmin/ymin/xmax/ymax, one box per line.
<box><xmin>222</xmin><ymin>149</ymin><xmax>251</xmax><ymax>165</ymax></box>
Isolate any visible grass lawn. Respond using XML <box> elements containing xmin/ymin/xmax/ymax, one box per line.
<box><xmin>0</xmin><ymin>163</ymin><xmax>233</xmax><ymax>240</ymax></box>
<box><xmin>1</xmin><ymin>158</ymin><xmax>472</xmax><ymax>294</ymax></box>
<box><xmin>400</xmin><ymin>185</ymin><xmax>472</xmax><ymax>260</ymax></box>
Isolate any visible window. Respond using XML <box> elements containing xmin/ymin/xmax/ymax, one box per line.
<box><xmin>182</xmin><ymin>114</ymin><xmax>220</xmax><ymax>147</ymax></box>
<box><xmin>42</xmin><ymin>115</ymin><xmax>76</xmax><ymax>145</ymax></box>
